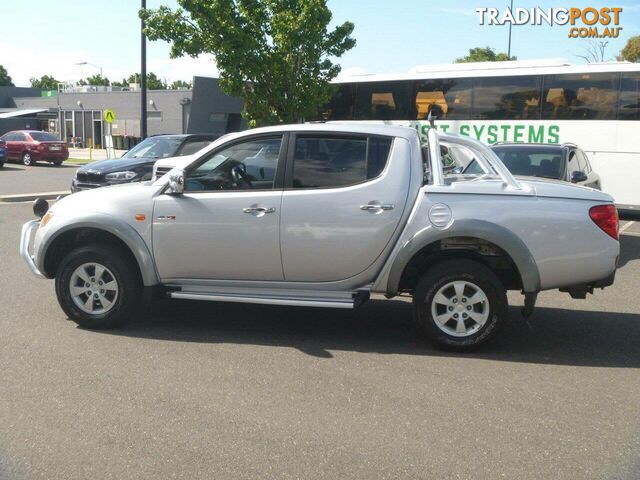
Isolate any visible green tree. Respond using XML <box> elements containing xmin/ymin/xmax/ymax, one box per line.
<box><xmin>111</xmin><ymin>78</ymin><xmax>129</xmax><ymax>88</ymax></box>
<box><xmin>30</xmin><ymin>75</ymin><xmax>60</xmax><ymax>90</ymax></box>
<box><xmin>170</xmin><ymin>79</ymin><xmax>192</xmax><ymax>89</ymax></box>
<box><xmin>455</xmin><ymin>46</ymin><xmax>516</xmax><ymax>63</ymax></box>
<box><xmin>619</xmin><ymin>35</ymin><xmax>640</xmax><ymax>62</ymax></box>
<box><xmin>84</xmin><ymin>74</ymin><xmax>110</xmax><ymax>86</ymax></box>
<box><xmin>140</xmin><ymin>0</ymin><xmax>355</xmax><ymax>125</ymax></box>
<box><xmin>126</xmin><ymin>72</ymin><xmax>167</xmax><ymax>90</ymax></box>
<box><xmin>0</xmin><ymin>65</ymin><xmax>14</xmax><ymax>86</ymax></box>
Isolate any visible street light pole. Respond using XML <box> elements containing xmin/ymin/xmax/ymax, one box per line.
<box><xmin>507</xmin><ymin>0</ymin><xmax>514</xmax><ymax>59</ymax></box>
<box><xmin>141</xmin><ymin>0</ymin><xmax>148</xmax><ymax>139</ymax></box>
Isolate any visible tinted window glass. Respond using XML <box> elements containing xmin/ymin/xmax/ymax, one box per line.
<box><xmin>179</xmin><ymin>139</ymin><xmax>213</xmax><ymax>156</ymax></box>
<box><xmin>322</xmin><ymin>84</ymin><xmax>356</xmax><ymax>121</ymax></box>
<box><xmin>354</xmin><ymin>82</ymin><xmax>411</xmax><ymax>120</ymax></box>
<box><xmin>567</xmin><ymin>150</ymin><xmax>579</xmax><ymax>173</ymax></box>
<box><xmin>576</xmin><ymin>149</ymin><xmax>588</xmax><ymax>172</ymax></box>
<box><xmin>542</xmin><ymin>73</ymin><xmax>619</xmax><ymax>120</ymax></box>
<box><xmin>186</xmin><ymin>137</ymin><xmax>281</xmax><ymax>191</ymax></box>
<box><xmin>414</xmin><ymin>78</ymin><xmax>472</xmax><ymax>120</ymax></box>
<box><xmin>29</xmin><ymin>132</ymin><xmax>60</xmax><ymax>142</ymax></box>
<box><xmin>292</xmin><ymin>136</ymin><xmax>392</xmax><ymax>189</ymax></box>
<box><xmin>123</xmin><ymin>136</ymin><xmax>182</xmax><ymax>159</ymax></box>
<box><xmin>619</xmin><ymin>73</ymin><xmax>640</xmax><ymax>120</ymax></box>
<box><xmin>473</xmin><ymin>76</ymin><xmax>541</xmax><ymax>120</ymax></box>
<box><xmin>492</xmin><ymin>146</ymin><xmax>564</xmax><ymax>179</ymax></box>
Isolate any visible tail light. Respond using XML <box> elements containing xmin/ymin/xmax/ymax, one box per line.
<box><xmin>36</xmin><ymin>143</ymin><xmax>45</xmax><ymax>151</ymax></box>
<box><xmin>589</xmin><ymin>204</ymin><xmax>619</xmax><ymax>240</ymax></box>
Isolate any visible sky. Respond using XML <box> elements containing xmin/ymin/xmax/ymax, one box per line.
<box><xmin>2</xmin><ymin>0</ymin><xmax>639</xmax><ymax>87</ymax></box>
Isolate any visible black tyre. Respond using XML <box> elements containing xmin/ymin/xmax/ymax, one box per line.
<box><xmin>413</xmin><ymin>259</ymin><xmax>508</xmax><ymax>350</ymax></box>
<box><xmin>22</xmin><ymin>152</ymin><xmax>34</xmax><ymax>166</ymax></box>
<box><xmin>53</xmin><ymin>161</ymin><xmax>63</xmax><ymax>166</ymax></box>
<box><xmin>55</xmin><ymin>244</ymin><xmax>141</xmax><ymax>329</ymax></box>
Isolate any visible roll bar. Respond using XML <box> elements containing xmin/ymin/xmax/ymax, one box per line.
<box><xmin>426</xmin><ymin>129</ymin><xmax>522</xmax><ymax>190</ymax></box>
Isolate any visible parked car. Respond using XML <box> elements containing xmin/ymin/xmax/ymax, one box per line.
<box><xmin>0</xmin><ymin>138</ymin><xmax>6</xmax><ymax>168</ymax></box>
<box><xmin>71</xmin><ymin>134</ymin><xmax>219</xmax><ymax>192</ymax></box>
<box><xmin>463</xmin><ymin>142</ymin><xmax>601</xmax><ymax>189</ymax></box>
<box><xmin>21</xmin><ymin>124</ymin><xmax>619</xmax><ymax>350</ymax></box>
<box><xmin>0</xmin><ymin>130</ymin><xmax>68</xmax><ymax>166</ymax></box>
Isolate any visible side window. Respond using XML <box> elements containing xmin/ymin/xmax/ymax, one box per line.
<box><xmin>567</xmin><ymin>150</ymin><xmax>579</xmax><ymax>173</ymax></box>
<box><xmin>185</xmin><ymin>137</ymin><xmax>282</xmax><ymax>192</ymax></box>
<box><xmin>179</xmin><ymin>139</ymin><xmax>214</xmax><ymax>156</ymax></box>
<box><xmin>14</xmin><ymin>133</ymin><xmax>26</xmax><ymax>141</ymax></box>
<box><xmin>292</xmin><ymin>135</ymin><xmax>392</xmax><ymax>189</ymax></box>
<box><xmin>1</xmin><ymin>134</ymin><xmax>12</xmax><ymax>141</ymax></box>
<box><xmin>577</xmin><ymin>149</ymin><xmax>590</xmax><ymax>173</ymax></box>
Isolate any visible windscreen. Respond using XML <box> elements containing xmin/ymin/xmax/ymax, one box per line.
<box><xmin>123</xmin><ymin>137</ymin><xmax>183</xmax><ymax>159</ymax></box>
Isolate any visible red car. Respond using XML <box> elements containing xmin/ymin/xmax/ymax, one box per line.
<box><xmin>0</xmin><ymin>130</ymin><xmax>69</xmax><ymax>166</ymax></box>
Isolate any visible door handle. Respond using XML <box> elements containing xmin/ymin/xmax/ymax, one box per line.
<box><xmin>243</xmin><ymin>206</ymin><xmax>275</xmax><ymax>214</ymax></box>
<box><xmin>360</xmin><ymin>203</ymin><xmax>394</xmax><ymax>212</ymax></box>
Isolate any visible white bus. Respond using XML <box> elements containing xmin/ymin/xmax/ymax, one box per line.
<box><xmin>322</xmin><ymin>59</ymin><xmax>640</xmax><ymax>207</ymax></box>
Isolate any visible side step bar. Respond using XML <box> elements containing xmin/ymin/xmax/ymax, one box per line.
<box><xmin>168</xmin><ymin>290</ymin><xmax>369</xmax><ymax>309</ymax></box>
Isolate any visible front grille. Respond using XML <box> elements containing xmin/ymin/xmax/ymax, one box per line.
<box><xmin>76</xmin><ymin>171</ymin><xmax>104</xmax><ymax>183</ymax></box>
<box><xmin>156</xmin><ymin>167</ymin><xmax>172</xmax><ymax>177</ymax></box>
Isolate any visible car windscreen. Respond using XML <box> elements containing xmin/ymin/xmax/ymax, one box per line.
<box><xmin>491</xmin><ymin>146</ymin><xmax>564</xmax><ymax>180</ymax></box>
<box><xmin>29</xmin><ymin>132</ymin><xmax>60</xmax><ymax>142</ymax></box>
<box><xmin>122</xmin><ymin>137</ymin><xmax>183</xmax><ymax>159</ymax></box>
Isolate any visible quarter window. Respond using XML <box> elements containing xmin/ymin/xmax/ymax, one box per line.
<box><xmin>186</xmin><ymin>137</ymin><xmax>282</xmax><ymax>191</ymax></box>
<box><xmin>292</xmin><ymin>136</ymin><xmax>392</xmax><ymax>189</ymax></box>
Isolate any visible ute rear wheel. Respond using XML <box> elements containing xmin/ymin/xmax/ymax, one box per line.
<box><xmin>55</xmin><ymin>244</ymin><xmax>141</xmax><ymax>329</ymax></box>
<box><xmin>413</xmin><ymin>259</ymin><xmax>508</xmax><ymax>350</ymax></box>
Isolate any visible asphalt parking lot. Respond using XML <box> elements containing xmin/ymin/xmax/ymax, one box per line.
<box><xmin>1</xmin><ymin>174</ymin><xmax>640</xmax><ymax>479</ymax></box>
<box><xmin>0</xmin><ymin>162</ymin><xmax>76</xmax><ymax>197</ymax></box>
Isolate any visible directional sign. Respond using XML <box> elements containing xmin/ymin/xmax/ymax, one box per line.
<box><xmin>103</xmin><ymin>109</ymin><xmax>116</xmax><ymax>123</ymax></box>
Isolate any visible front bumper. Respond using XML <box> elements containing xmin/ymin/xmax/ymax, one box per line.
<box><xmin>20</xmin><ymin>220</ymin><xmax>44</xmax><ymax>278</ymax></box>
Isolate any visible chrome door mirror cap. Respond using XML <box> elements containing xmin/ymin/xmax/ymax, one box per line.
<box><xmin>167</xmin><ymin>169</ymin><xmax>185</xmax><ymax>194</ymax></box>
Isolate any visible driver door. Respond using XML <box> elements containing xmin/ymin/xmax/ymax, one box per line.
<box><xmin>152</xmin><ymin>134</ymin><xmax>286</xmax><ymax>281</ymax></box>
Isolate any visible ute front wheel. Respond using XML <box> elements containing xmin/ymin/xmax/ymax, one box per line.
<box><xmin>55</xmin><ymin>244</ymin><xmax>141</xmax><ymax>329</ymax></box>
<box><xmin>413</xmin><ymin>259</ymin><xmax>508</xmax><ymax>350</ymax></box>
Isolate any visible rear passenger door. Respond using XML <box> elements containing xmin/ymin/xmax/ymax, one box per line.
<box><xmin>279</xmin><ymin>133</ymin><xmax>410</xmax><ymax>282</ymax></box>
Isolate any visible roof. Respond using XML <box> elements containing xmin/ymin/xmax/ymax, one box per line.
<box><xmin>0</xmin><ymin>109</ymin><xmax>48</xmax><ymax>119</ymax></box>
<box><xmin>247</xmin><ymin>122</ymin><xmax>418</xmax><ymax>140</ymax></box>
<box><xmin>334</xmin><ymin>59</ymin><xmax>640</xmax><ymax>84</ymax></box>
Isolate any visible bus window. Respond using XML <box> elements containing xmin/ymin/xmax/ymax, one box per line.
<box><xmin>619</xmin><ymin>73</ymin><xmax>640</xmax><ymax>120</ymax></box>
<box><xmin>542</xmin><ymin>73</ymin><xmax>619</xmax><ymax>120</ymax></box>
<box><xmin>473</xmin><ymin>76</ymin><xmax>542</xmax><ymax>120</ymax></box>
<box><xmin>354</xmin><ymin>82</ymin><xmax>411</xmax><ymax>120</ymax></box>
<box><xmin>322</xmin><ymin>84</ymin><xmax>356</xmax><ymax>121</ymax></box>
<box><xmin>413</xmin><ymin>78</ymin><xmax>472</xmax><ymax>120</ymax></box>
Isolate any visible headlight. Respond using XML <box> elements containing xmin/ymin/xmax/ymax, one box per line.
<box><xmin>74</xmin><ymin>169</ymin><xmax>79</xmax><ymax>179</ymax></box>
<box><xmin>105</xmin><ymin>171</ymin><xmax>137</xmax><ymax>181</ymax></box>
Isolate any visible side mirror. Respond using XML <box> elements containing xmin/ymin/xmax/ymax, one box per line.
<box><xmin>571</xmin><ymin>171</ymin><xmax>588</xmax><ymax>183</ymax></box>
<box><xmin>167</xmin><ymin>169</ymin><xmax>185</xmax><ymax>194</ymax></box>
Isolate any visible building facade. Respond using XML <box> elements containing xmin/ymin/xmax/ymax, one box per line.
<box><xmin>0</xmin><ymin>77</ymin><xmax>245</xmax><ymax>147</ymax></box>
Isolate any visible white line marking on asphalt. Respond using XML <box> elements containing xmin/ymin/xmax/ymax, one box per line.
<box><xmin>620</xmin><ymin>221</ymin><xmax>634</xmax><ymax>233</ymax></box>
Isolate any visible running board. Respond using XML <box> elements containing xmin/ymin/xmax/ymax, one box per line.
<box><xmin>168</xmin><ymin>290</ymin><xmax>369</xmax><ymax>309</ymax></box>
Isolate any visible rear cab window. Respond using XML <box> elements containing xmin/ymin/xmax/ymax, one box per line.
<box><xmin>290</xmin><ymin>135</ymin><xmax>392</xmax><ymax>189</ymax></box>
